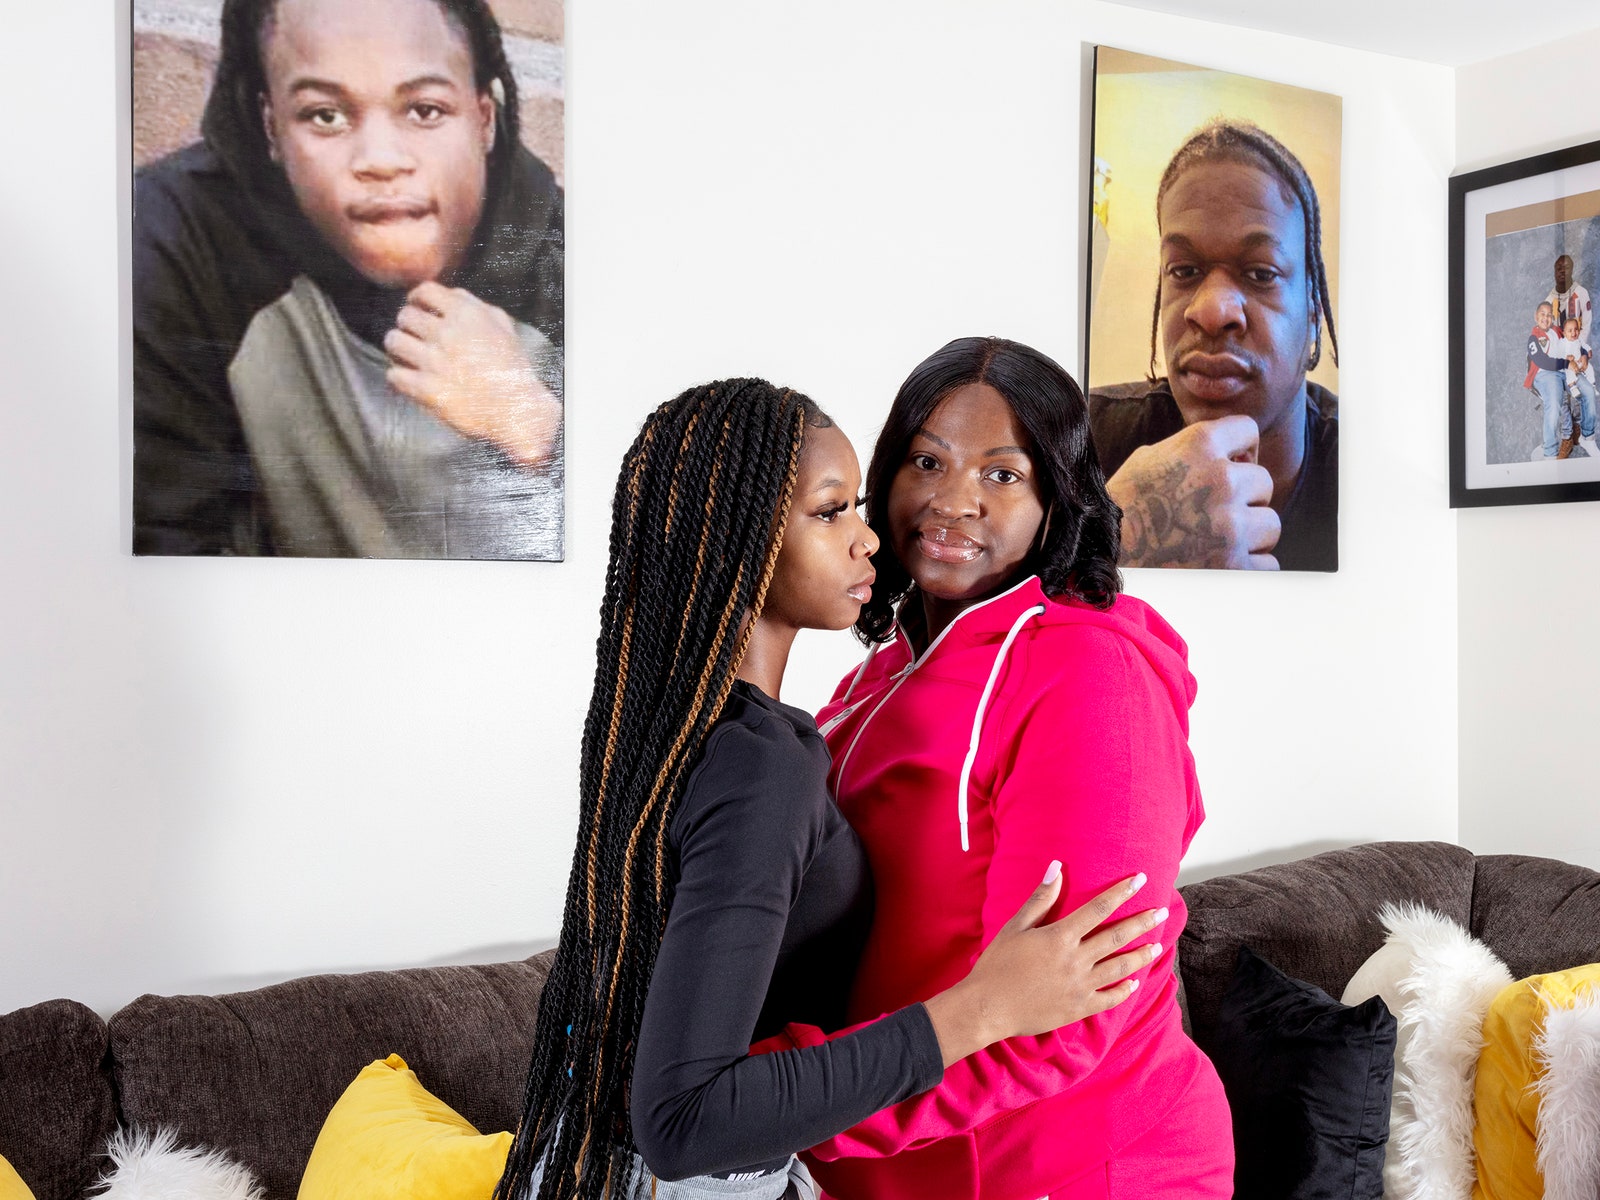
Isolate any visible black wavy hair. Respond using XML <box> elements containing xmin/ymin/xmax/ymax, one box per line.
<box><xmin>495</xmin><ymin>380</ymin><xmax>824</xmax><ymax>1200</ymax></box>
<box><xmin>202</xmin><ymin>0</ymin><xmax>521</xmax><ymax>189</ymax></box>
<box><xmin>1148</xmin><ymin>119</ymin><xmax>1338</xmax><ymax>378</ymax></box>
<box><xmin>855</xmin><ymin>337</ymin><xmax>1122</xmax><ymax>645</ymax></box>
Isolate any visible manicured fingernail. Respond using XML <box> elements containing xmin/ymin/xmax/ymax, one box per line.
<box><xmin>1130</xmin><ymin>872</ymin><xmax>1148</xmax><ymax>893</ymax></box>
<box><xmin>1153</xmin><ymin>907</ymin><xmax>1169</xmax><ymax>924</ymax></box>
<box><xmin>1150</xmin><ymin>942</ymin><xmax>1163</xmax><ymax>956</ymax></box>
<box><xmin>1043</xmin><ymin>859</ymin><xmax>1062</xmax><ymax>885</ymax></box>
<box><xmin>1128</xmin><ymin>977</ymin><xmax>1140</xmax><ymax>993</ymax></box>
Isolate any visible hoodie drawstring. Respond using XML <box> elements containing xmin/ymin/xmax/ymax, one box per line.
<box><xmin>956</xmin><ymin>604</ymin><xmax>1046</xmax><ymax>852</ymax></box>
<box><xmin>818</xmin><ymin>643</ymin><xmax>882</xmax><ymax>738</ymax></box>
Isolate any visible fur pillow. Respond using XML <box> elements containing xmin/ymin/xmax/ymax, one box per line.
<box><xmin>1533</xmin><ymin>982</ymin><xmax>1600</xmax><ymax>1200</ymax></box>
<box><xmin>1341</xmin><ymin>902</ymin><xmax>1512</xmax><ymax>1200</ymax></box>
<box><xmin>90</xmin><ymin>1128</ymin><xmax>264</xmax><ymax>1200</ymax></box>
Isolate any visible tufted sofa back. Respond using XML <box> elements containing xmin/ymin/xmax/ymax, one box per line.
<box><xmin>1176</xmin><ymin>840</ymin><xmax>1600</xmax><ymax>1052</ymax></box>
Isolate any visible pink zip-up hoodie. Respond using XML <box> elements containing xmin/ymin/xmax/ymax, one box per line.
<box><xmin>799</xmin><ymin>576</ymin><xmax>1229</xmax><ymax>1199</ymax></box>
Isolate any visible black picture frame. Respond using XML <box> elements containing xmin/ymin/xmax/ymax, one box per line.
<box><xmin>1450</xmin><ymin>138</ymin><xmax>1600</xmax><ymax>508</ymax></box>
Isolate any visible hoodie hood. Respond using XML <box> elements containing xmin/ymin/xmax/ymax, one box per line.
<box><xmin>1028</xmin><ymin>581</ymin><xmax>1199</xmax><ymax>732</ymax></box>
<box><xmin>839</xmin><ymin>575</ymin><xmax>1197</xmax><ymax>733</ymax></box>
<box><xmin>827</xmin><ymin>575</ymin><xmax>1198</xmax><ymax>855</ymax></box>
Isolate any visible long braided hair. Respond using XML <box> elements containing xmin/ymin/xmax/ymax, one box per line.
<box><xmin>495</xmin><ymin>380</ymin><xmax>817</xmax><ymax>1200</ymax></box>
<box><xmin>1147</xmin><ymin>120</ymin><xmax>1339</xmax><ymax>378</ymax></box>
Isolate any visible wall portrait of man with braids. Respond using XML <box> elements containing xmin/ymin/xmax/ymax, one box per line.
<box><xmin>1086</xmin><ymin>48</ymin><xmax>1341</xmax><ymax>572</ymax></box>
<box><xmin>131</xmin><ymin>0</ymin><xmax>565</xmax><ymax>559</ymax></box>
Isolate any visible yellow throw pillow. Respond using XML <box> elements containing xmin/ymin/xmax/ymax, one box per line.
<box><xmin>0</xmin><ymin>1154</ymin><xmax>36</xmax><ymax>1200</ymax></box>
<box><xmin>298</xmin><ymin>1053</ymin><xmax>513</xmax><ymax>1200</ymax></box>
<box><xmin>1471</xmin><ymin>963</ymin><xmax>1600</xmax><ymax>1200</ymax></box>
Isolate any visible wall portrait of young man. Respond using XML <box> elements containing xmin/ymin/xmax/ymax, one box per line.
<box><xmin>132</xmin><ymin>0</ymin><xmax>565</xmax><ymax>560</ymax></box>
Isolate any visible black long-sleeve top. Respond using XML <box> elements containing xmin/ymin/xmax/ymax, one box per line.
<box><xmin>628</xmin><ymin>682</ymin><xmax>944</xmax><ymax>1181</ymax></box>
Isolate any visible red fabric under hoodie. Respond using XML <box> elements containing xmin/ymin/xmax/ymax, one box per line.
<box><xmin>798</xmin><ymin>576</ymin><xmax>1227</xmax><ymax>1200</ymax></box>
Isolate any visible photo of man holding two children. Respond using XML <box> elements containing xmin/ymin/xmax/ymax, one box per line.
<box><xmin>132</xmin><ymin>0</ymin><xmax>565</xmax><ymax>560</ymax></box>
<box><xmin>1483</xmin><ymin>220</ymin><xmax>1600</xmax><ymax>466</ymax></box>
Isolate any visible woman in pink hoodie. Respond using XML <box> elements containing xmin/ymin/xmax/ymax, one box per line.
<box><xmin>798</xmin><ymin>338</ymin><xmax>1232</xmax><ymax>1199</ymax></box>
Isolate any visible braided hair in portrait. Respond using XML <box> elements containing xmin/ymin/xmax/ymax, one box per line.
<box><xmin>494</xmin><ymin>381</ymin><xmax>822</xmax><ymax>1200</ymax></box>
<box><xmin>203</xmin><ymin>0</ymin><xmax>522</xmax><ymax>200</ymax></box>
<box><xmin>855</xmin><ymin>336</ymin><xmax>1122</xmax><ymax>646</ymax></box>
<box><xmin>1146</xmin><ymin>119</ymin><xmax>1339</xmax><ymax>377</ymax></box>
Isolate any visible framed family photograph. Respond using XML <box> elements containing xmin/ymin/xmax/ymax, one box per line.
<box><xmin>1450</xmin><ymin>138</ymin><xmax>1600</xmax><ymax>508</ymax></box>
<box><xmin>131</xmin><ymin>0</ymin><xmax>566</xmax><ymax>559</ymax></box>
<box><xmin>1085</xmin><ymin>47</ymin><xmax>1343</xmax><ymax>572</ymax></box>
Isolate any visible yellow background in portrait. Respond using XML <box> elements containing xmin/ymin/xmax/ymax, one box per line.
<box><xmin>1087</xmin><ymin>48</ymin><xmax>1341</xmax><ymax>395</ymax></box>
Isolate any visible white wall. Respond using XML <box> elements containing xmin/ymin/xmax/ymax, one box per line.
<box><xmin>1457</xmin><ymin>36</ymin><xmax>1600</xmax><ymax>871</ymax></box>
<box><xmin>0</xmin><ymin>0</ymin><xmax>1457</xmax><ymax>1017</ymax></box>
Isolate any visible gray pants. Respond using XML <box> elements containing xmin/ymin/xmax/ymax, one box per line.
<box><xmin>523</xmin><ymin>1151</ymin><xmax>817</xmax><ymax>1200</ymax></box>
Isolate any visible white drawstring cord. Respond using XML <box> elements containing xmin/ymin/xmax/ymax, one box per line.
<box><xmin>840</xmin><ymin>643</ymin><xmax>879</xmax><ymax>704</ymax></box>
<box><xmin>819</xmin><ymin>644</ymin><xmax>882</xmax><ymax>738</ymax></box>
<box><xmin>956</xmin><ymin>604</ymin><xmax>1045</xmax><ymax>852</ymax></box>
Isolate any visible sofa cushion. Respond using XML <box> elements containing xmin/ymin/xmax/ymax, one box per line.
<box><xmin>1470</xmin><ymin>855</ymin><xmax>1600</xmax><ymax>982</ymax></box>
<box><xmin>1179</xmin><ymin>841</ymin><xmax>1476</xmax><ymax>1049</ymax></box>
<box><xmin>108</xmin><ymin>952</ymin><xmax>554</xmax><ymax>1200</ymax></box>
<box><xmin>0</xmin><ymin>1153</ymin><xmax>37</xmax><ymax>1200</ymax></box>
<box><xmin>93</xmin><ymin>1127</ymin><xmax>266</xmax><ymax>1200</ymax></box>
<box><xmin>1211</xmin><ymin>946</ymin><xmax>1395</xmax><ymax>1200</ymax></box>
<box><xmin>0</xmin><ymin>999</ymin><xmax>117</xmax><ymax>1200</ymax></box>
<box><xmin>298</xmin><ymin>1054</ymin><xmax>511</xmax><ymax>1200</ymax></box>
<box><xmin>1473</xmin><ymin>963</ymin><xmax>1600</xmax><ymax>1200</ymax></box>
<box><xmin>1340</xmin><ymin>903</ymin><xmax>1511</xmax><ymax>1200</ymax></box>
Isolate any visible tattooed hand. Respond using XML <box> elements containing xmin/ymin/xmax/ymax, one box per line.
<box><xmin>1106</xmin><ymin>416</ymin><xmax>1280</xmax><ymax>570</ymax></box>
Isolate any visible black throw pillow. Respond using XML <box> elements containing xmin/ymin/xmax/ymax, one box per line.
<box><xmin>1210</xmin><ymin>944</ymin><xmax>1396</xmax><ymax>1200</ymax></box>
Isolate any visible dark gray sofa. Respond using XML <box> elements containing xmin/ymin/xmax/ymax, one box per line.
<box><xmin>1177</xmin><ymin>841</ymin><xmax>1600</xmax><ymax>1053</ymax></box>
<box><xmin>2</xmin><ymin>957</ymin><xmax>553</xmax><ymax>1200</ymax></box>
<box><xmin>4</xmin><ymin>842</ymin><xmax>1598</xmax><ymax>1200</ymax></box>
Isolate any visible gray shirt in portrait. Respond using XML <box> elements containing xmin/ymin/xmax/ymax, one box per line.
<box><xmin>228</xmin><ymin>274</ymin><xmax>564</xmax><ymax>560</ymax></box>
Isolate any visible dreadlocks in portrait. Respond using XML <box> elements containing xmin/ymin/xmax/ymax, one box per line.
<box><xmin>495</xmin><ymin>379</ymin><xmax>1166</xmax><ymax>1200</ymax></box>
<box><xmin>132</xmin><ymin>0</ymin><xmax>564</xmax><ymax>560</ymax></box>
<box><xmin>1087</xmin><ymin>97</ymin><xmax>1342</xmax><ymax>573</ymax></box>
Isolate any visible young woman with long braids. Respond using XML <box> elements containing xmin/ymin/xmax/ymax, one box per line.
<box><xmin>494</xmin><ymin>379</ymin><xmax>1167</xmax><ymax>1200</ymax></box>
<box><xmin>796</xmin><ymin>339</ymin><xmax>1233</xmax><ymax>1199</ymax></box>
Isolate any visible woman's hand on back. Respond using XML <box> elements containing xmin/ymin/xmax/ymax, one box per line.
<box><xmin>922</xmin><ymin>867</ymin><xmax>1166</xmax><ymax>1068</ymax></box>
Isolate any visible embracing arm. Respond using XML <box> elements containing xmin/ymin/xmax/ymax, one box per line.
<box><xmin>628</xmin><ymin>726</ymin><xmax>943</xmax><ymax>1180</ymax></box>
<box><xmin>629</xmin><ymin>717</ymin><xmax>1159</xmax><ymax>1178</ymax></box>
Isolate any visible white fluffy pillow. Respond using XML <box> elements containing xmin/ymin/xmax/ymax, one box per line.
<box><xmin>1341</xmin><ymin>902</ymin><xmax>1513</xmax><ymax>1200</ymax></box>
<box><xmin>90</xmin><ymin>1128</ymin><xmax>264</xmax><ymax>1200</ymax></box>
<box><xmin>1534</xmin><ymin>985</ymin><xmax>1600</xmax><ymax>1200</ymax></box>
